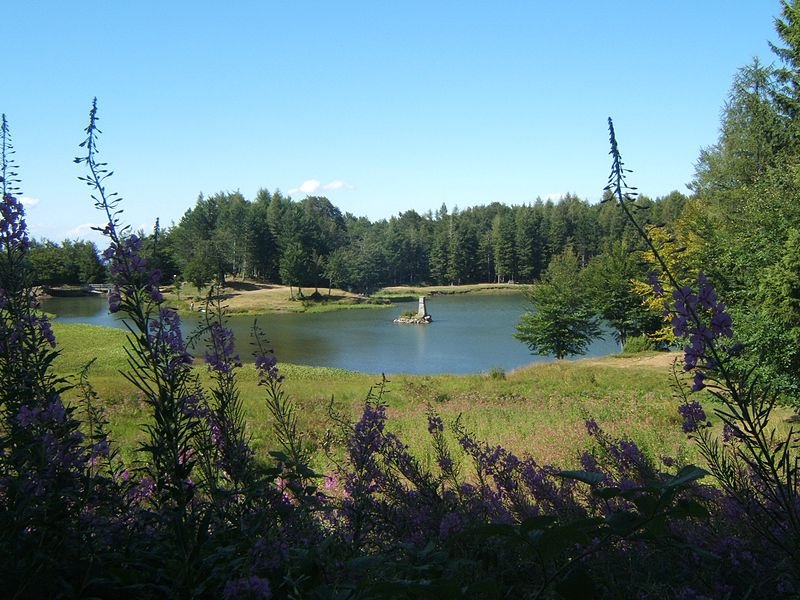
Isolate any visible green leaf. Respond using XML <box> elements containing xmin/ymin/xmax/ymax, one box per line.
<box><xmin>607</xmin><ymin>510</ymin><xmax>640</xmax><ymax>535</ymax></box>
<box><xmin>559</xmin><ymin>470</ymin><xmax>605</xmax><ymax>485</ymax></box>
<box><xmin>666</xmin><ymin>465</ymin><xmax>709</xmax><ymax>488</ymax></box>
<box><xmin>630</xmin><ymin>493</ymin><xmax>659</xmax><ymax>514</ymax></box>
<box><xmin>592</xmin><ymin>486</ymin><xmax>622</xmax><ymax>499</ymax></box>
<box><xmin>670</xmin><ymin>498</ymin><xmax>710</xmax><ymax>519</ymax></box>
<box><xmin>520</xmin><ymin>515</ymin><xmax>558</xmax><ymax>533</ymax></box>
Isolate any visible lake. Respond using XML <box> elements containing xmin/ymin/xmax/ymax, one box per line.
<box><xmin>42</xmin><ymin>294</ymin><xmax>620</xmax><ymax>375</ymax></box>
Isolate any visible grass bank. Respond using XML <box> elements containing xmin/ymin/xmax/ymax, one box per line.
<box><xmin>52</xmin><ymin>322</ymin><xmax>772</xmax><ymax>474</ymax></box>
<box><xmin>165</xmin><ymin>280</ymin><xmax>392</xmax><ymax>315</ymax></box>
<box><xmin>161</xmin><ymin>280</ymin><xmax>524</xmax><ymax>316</ymax></box>
<box><xmin>375</xmin><ymin>282</ymin><xmax>525</xmax><ymax>300</ymax></box>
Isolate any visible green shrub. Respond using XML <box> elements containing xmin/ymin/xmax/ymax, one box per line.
<box><xmin>487</xmin><ymin>366</ymin><xmax>506</xmax><ymax>380</ymax></box>
<box><xmin>623</xmin><ymin>334</ymin><xmax>656</xmax><ymax>354</ymax></box>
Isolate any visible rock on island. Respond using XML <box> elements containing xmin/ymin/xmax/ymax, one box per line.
<box><xmin>393</xmin><ymin>296</ymin><xmax>432</xmax><ymax>324</ymax></box>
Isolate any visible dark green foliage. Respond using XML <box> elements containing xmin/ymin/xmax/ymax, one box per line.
<box><xmin>515</xmin><ymin>247</ymin><xmax>601</xmax><ymax>359</ymax></box>
<box><xmin>771</xmin><ymin>0</ymin><xmax>800</xmax><ymax>126</ymax></box>
<box><xmin>28</xmin><ymin>239</ymin><xmax>105</xmax><ymax>285</ymax></box>
<box><xmin>279</xmin><ymin>241</ymin><xmax>312</xmax><ymax>297</ymax></box>
<box><xmin>684</xmin><ymin>6</ymin><xmax>800</xmax><ymax>402</ymax></box>
<box><xmin>492</xmin><ymin>209</ymin><xmax>517</xmax><ymax>283</ymax></box>
<box><xmin>155</xmin><ymin>177</ymin><xmax>685</xmax><ymax>296</ymax></box>
<box><xmin>583</xmin><ymin>240</ymin><xmax>662</xmax><ymax>347</ymax></box>
<box><xmin>693</xmin><ymin>59</ymin><xmax>787</xmax><ymax>196</ymax></box>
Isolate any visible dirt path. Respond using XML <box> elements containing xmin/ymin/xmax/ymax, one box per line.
<box><xmin>581</xmin><ymin>352</ymin><xmax>682</xmax><ymax>369</ymax></box>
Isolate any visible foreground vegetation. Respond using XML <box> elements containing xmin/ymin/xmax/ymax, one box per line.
<box><xmin>3</xmin><ymin>4</ymin><xmax>800</xmax><ymax>597</ymax></box>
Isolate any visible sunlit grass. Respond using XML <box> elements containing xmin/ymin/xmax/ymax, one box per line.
<box><xmin>163</xmin><ymin>280</ymin><xmax>390</xmax><ymax>315</ymax></box>
<box><xmin>53</xmin><ymin>324</ymin><xmax>681</xmax><ymax>468</ymax></box>
<box><xmin>375</xmin><ymin>282</ymin><xmax>525</xmax><ymax>300</ymax></box>
<box><xmin>53</xmin><ymin>322</ymin><xmax>787</xmax><ymax>474</ymax></box>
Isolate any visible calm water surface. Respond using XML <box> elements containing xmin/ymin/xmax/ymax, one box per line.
<box><xmin>42</xmin><ymin>294</ymin><xmax>619</xmax><ymax>375</ymax></box>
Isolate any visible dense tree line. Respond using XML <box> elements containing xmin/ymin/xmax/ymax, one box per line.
<box><xmin>27</xmin><ymin>188</ymin><xmax>687</xmax><ymax>297</ymax></box>
<box><xmin>152</xmin><ymin>188</ymin><xmax>687</xmax><ymax>295</ymax></box>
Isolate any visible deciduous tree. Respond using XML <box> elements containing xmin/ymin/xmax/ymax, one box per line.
<box><xmin>514</xmin><ymin>247</ymin><xmax>600</xmax><ymax>359</ymax></box>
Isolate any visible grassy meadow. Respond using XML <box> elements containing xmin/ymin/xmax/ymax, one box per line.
<box><xmin>166</xmin><ymin>280</ymin><xmax>393</xmax><ymax>315</ymax></box>
<box><xmin>52</xmin><ymin>321</ymin><xmax>766</xmax><ymax>476</ymax></box>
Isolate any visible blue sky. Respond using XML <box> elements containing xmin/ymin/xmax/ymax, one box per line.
<box><xmin>4</xmin><ymin>1</ymin><xmax>779</xmax><ymax>244</ymax></box>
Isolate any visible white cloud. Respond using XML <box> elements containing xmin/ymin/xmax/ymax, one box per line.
<box><xmin>19</xmin><ymin>195</ymin><xmax>40</xmax><ymax>208</ymax></box>
<box><xmin>289</xmin><ymin>179</ymin><xmax>354</xmax><ymax>196</ymax></box>
<box><xmin>323</xmin><ymin>180</ymin><xmax>353</xmax><ymax>191</ymax></box>
<box><xmin>543</xmin><ymin>192</ymin><xmax>564</xmax><ymax>202</ymax></box>
<box><xmin>299</xmin><ymin>179</ymin><xmax>321</xmax><ymax>193</ymax></box>
<box><xmin>289</xmin><ymin>179</ymin><xmax>321</xmax><ymax>196</ymax></box>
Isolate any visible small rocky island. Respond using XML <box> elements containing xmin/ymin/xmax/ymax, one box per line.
<box><xmin>393</xmin><ymin>296</ymin><xmax>432</xmax><ymax>324</ymax></box>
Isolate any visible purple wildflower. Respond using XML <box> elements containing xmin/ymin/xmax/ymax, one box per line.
<box><xmin>580</xmin><ymin>450</ymin><xmax>600</xmax><ymax>472</ymax></box>
<box><xmin>678</xmin><ymin>401</ymin><xmax>707</xmax><ymax>434</ymax></box>
<box><xmin>108</xmin><ymin>286</ymin><xmax>121</xmax><ymax>312</ymax></box>
<box><xmin>671</xmin><ymin>314</ymin><xmax>689</xmax><ymax>338</ymax></box>
<box><xmin>437</xmin><ymin>455</ymin><xmax>454</xmax><ymax>472</ymax></box>
<box><xmin>16</xmin><ymin>405</ymin><xmax>42</xmax><ymax>427</ymax></box>
<box><xmin>128</xmin><ymin>476</ymin><xmax>155</xmax><ymax>505</ymax></box>
<box><xmin>91</xmin><ymin>438</ymin><xmax>110</xmax><ymax>459</ymax></box>
<box><xmin>585</xmin><ymin>418</ymin><xmax>601</xmax><ymax>437</ymax></box>
<box><xmin>696</xmin><ymin>273</ymin><xmax>717</xmax><ymax>309</ymax></box>
<box><xmin>148</xmin><ymin>308</ymin><xmax>192</xmax><ymax>371</ymax></box>
<box><xmin>722</xmin><ymin>423</ymin><xmax>742</xmax><ymax>443</ymax></box>
<box><xmin>684</xmin><ymin>335</ymin><xmax>705</xmax><ymax>371</ymax></box>
<box><xmin>647</xmin><ymin>271</ymin><xmax>665</xmax><ymax>297</ymax></box>
<box><xmin>324</xmin><ymin>473</ymin><xmax>339</xmax><ymax>490</ymax></box>
<box><xmin>181</xmin><ymin>393</ymin><xmax>208</xmax><ymax>420</ymax></box>
<box><xmin>223</xmin><ymin>575</ymin><xmax>271</xmax><ymax>600</ymax></box>
<box><xmin>692</xmin><ymin>370</ymin><xmax>706</xmax><ymax>392</ymax></box>
<box><xmin>610</xmin><ymin>439</ymin><xmax>647</xmax><ymax>470</ymax></box>
<box><xmin>42</xmin><ymin>398</ymin><xmax>67</xmax><ymax>423</ymax></box>
<box><xmin>37</xmin><ymin>316</ymin><xmax>56</xmax><ymax>348</ymax></box>
<box><xmin>427</xmin><ymin>414</ymin><xmax>444</xmax><ymax>434</ymax></box>
<box><xmin>0</xmin><ymin>194</ymin><xmax>30</xmax><ymax>251</ymax></box>
<box><xmin>667</xmin><ymin>273</ymin><xmax>736</xmax><ymax>375</ymax></box>
<box><xmin>205</xmin><ymin>323</ymin><xmax>241</xmax><ymax>373</ymax></box>
<box><xmin>255</xmin><ymin>352</ymin><xmax>282</xmax><ymax>383</ymax></box>
<box><xmin>147</xmin><ymin>269</ymin><xmax>163</xmax><ymax>302</ymax></box>
<box><xmin>710</xmin><ymin>310</ymin><xmax>733</xmax><ymax>337</ymax></box>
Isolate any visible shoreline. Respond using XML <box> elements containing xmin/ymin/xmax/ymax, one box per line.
<box><xmin>171</xmin><ymin>281</ymin><xmax>527</xmax><ymax>316</ymax></box>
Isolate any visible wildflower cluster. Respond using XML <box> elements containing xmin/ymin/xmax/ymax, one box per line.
<box><xmin>668</xmin><ymin>273</ymin><xmax>736</xmax><ymax>385</ymax></box>
<box><xmin>0</xmin><ymin>193</ymin><xmax>28</xmax><ymax>252</ymax></box>
<box><xmin>0</xmin><ymin>116</ymin><xmax>26</xmax><ymax>253</ymax></box>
